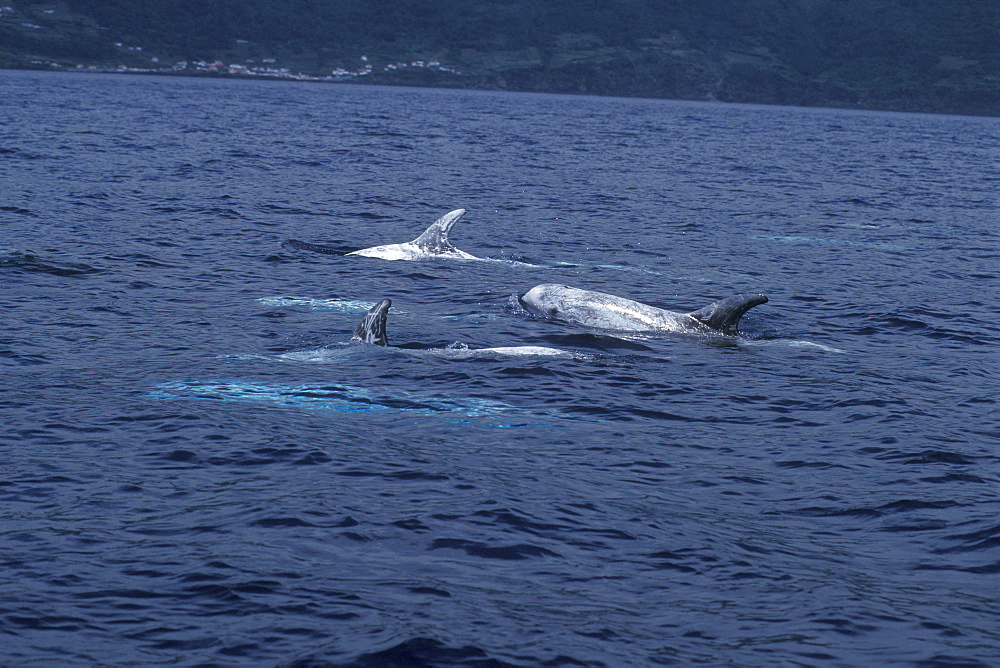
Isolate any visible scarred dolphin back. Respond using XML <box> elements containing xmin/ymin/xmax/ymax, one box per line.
<box><xmin>411</xmin><ymin>209</ymin><xmax>466</xmax><ymax>253</ymax></box>
<box><xmin>352</xmin><ymin>299</ymin><xmax>391</xmax><ymax>345</ymax></box>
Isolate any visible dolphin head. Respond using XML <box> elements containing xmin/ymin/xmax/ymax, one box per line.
<box><xmin>520</xmin><ymin>284</ymin><xmax>572</xmax><ymax>319</ymax></box>
<box><xmin>352</xmin><ymin>299</ymin><xmax>391</xmax><ymax>346</ymax></box>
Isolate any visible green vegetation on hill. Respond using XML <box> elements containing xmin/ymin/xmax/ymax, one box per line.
<box><xmin>2</xmin><ymin>1</ymin><xmax>997</xmax><ymax>115</ymax></box>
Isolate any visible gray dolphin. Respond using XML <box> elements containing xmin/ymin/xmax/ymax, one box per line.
<box><xmin>520</xmin><ymin>284</ymin><xmax>768</xmax><ymax>335</ymax></box>
<box><xmin>351</xmin><ymin>298</ymin><xmax>570</xmax><ymax>357</ymax></box>
<box><xmin>347</xmin><ymin>209</ymin><xmax>479</xmax><ymax>261</ymax></box>
<box><xmin>352</xmin><ymin>299</ymin><xmax>392</xmax><ymax>345</ymax></box>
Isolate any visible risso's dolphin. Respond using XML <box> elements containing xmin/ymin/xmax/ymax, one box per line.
<box><xmin>520</xmin><ymin>284</ymin><xmax>768</xmax><ymax>336</ymax></box>
<box><xmin>347</xmin><ymin>209</ymin><xmax>479</xmax><ymax>261</ymax></box>
<box><xmin>352</xmin><ymin>298</ymin><xmax>392</xmax><ymax>345</ymax></box>
<box><xmin>351</xmin><ymin>299</ymin><xmax>571</xmax><ymax>358</ymax></box>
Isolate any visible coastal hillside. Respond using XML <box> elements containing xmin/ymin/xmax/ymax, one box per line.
<box><xmin>2</xmin><ymin>0</ymin><xmax>997</xmax><ymax>115</ymax></box>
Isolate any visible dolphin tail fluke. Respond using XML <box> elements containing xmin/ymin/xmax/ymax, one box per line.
<box><xmin>411</xmin><ymin>209</ymin><xmax>467</xmax><ymax>252</ymax></box>
<box><xmin>352</xmin><ymin>299</ymin><xmax>391</xmax><ymax>345</ymax></box>
<box><xmin>689</xmin><ymin>293</ymin><xmax>768</xmax><ymax>335</ymax></box>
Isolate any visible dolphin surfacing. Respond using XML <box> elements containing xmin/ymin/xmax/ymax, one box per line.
<box><xmin>350</xmin><ymin>298</ymin><xmax>570</xmax><ymax>357</ymax></box>
<box><xmin>520</xmin><ymin>284</ymin><xmax>767</xmax><ymax>336</ymax></box>
<box><xmin>347</xmin><ymin>209</ymin><xmax>479</xmax><ymax>261</ymax></box>
<box><xmin>352</xmin><ymin>299</ymin><xmax>392</xmax><ymax>346</ymax></box>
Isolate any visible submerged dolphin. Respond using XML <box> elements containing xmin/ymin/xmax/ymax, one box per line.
<box><xmin>520</xmin><ymin>284</ymin><xmax>768</xmax><ymax>335</ymax></box>
<box><xmin>347</xmin><ymin>209</ymin><xmax>479</xmax><ymax>261</ymax></box>
<box><xmin>351</xmin><ymin>299</ymin><xmax>571</xmax><ymax>357</ymax></box>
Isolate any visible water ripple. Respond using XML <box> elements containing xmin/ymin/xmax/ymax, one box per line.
<box><xmin>1</xmin><ymin>70</ymin><xmax>997</xmax><ymax>666</ymax></box>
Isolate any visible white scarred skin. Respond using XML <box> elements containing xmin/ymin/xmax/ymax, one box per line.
<box><xmin>522</xmin><ymin>284</ymin><xmax>697</xmax><ymax>332</ymax></box>
<box><xmin>521</xmin><ymin>284</ymin><xmax>767</xmax><ymax>335</ymax></box>
<box><xmin>348</xmin><ymin>209</ymin><xmax>481</xmax><ymax>261</ymax></box>
<box><xmin>348</xmin><ymin>243</ymin><xmax>478</xmax><ymax>261</ymax></box>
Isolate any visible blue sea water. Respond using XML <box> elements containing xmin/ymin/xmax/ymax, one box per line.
<box><xmin>1</xmin><ymin>69</ymin><xmax>998</xmax><ymax>666</ymax></box>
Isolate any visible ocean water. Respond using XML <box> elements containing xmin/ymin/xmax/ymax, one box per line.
<box><xmin>1</xmin><ymin>69</ymin><xmax>998</xmax><ymax>666</ymax></box>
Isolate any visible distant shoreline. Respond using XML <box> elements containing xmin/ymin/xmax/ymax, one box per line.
<box><xmin>7</xmin><ymin>65</ymin><xmax>998</xmax><ymax>120</ymax></box>
<box><xmin>4</xmin><ymin>1</ymin><xmax>996</xmax><ymax>118</ymax></box>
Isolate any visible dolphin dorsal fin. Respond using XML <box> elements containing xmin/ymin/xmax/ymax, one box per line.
<box><xmin>352</xmin><ymin>299</ymin><xmax>391</xmax><ymax>346</ymax></box>
<box><xmin>411</xmin><ymin>209</ymin><xmax>467</xmax><ymax>252</ymax></box>
<box><xmin>688</xmin><ymin>293</ymin><xmax>768</xmax><ymax>335</ymax></box>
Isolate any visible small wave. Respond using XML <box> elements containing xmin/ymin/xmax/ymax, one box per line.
<box><xmin>935</xmin><ymin>522</ymin><xmax>1000</xmax><ymax>555</ymax></box>
<box><xmin>338</xmin><ymin>637</ymin><xmax>529</xmax><ymax>667</ymax></box>
<box><xmin>870</xmin><ymin>314</ymin><xmax>989</xmax><ymax>345</ymax></box>
<box><xmin>0</xmin><ymin>205</ymin><xmax>35</xmax><ymax>216</ymax></box>
<box><xmin>191</xmin><ymin>206</ymin><xmax>245</xmax><ymax>220</ymax></box>
<box><xmin>0</xmin><ymin>251</ymin><xmax>102</xmax><ymax>277</ymax></box>
<box><xmin>551</xmin><ymin>260</ymin><xmax>663</xmax><ymax>275</ymax></box>
<box><xmin>430</xmin><ymin>537</ymin><xmax>561</xmax><ymax>559</ymax></box>
<box><xmin>281</xmin><ymin>239</ymin><xmax>351</xmax><ymax>255</ymax></box>
<box><xmin>0</xmin><ymin>349</ymin><xmax>50</xmax><ymax>366</ymax></box>
<box><xmin>0</xmin><ymin>146</ymin><xmax>51</xmax><ymax>160</ymax></box>
<box><xmin>750</xmin><ymin>234</ymin><xmax>905</xmax><ymax>250</ymax></box>
<box><xmin>258</xmin><ymin>204</ymin><xmax>322</xmax><ymax>216</ymax></box>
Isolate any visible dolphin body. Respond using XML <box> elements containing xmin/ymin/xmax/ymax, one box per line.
<box><xmin>346</xmin><ymin>209</ymin><xmax>479</xmax><ymax>261</ymax></box>
<box><xmin>520</xmin><ymin>284</ymin><xmax>768</xmax><ymax>336</ymax></box>
<box><xmin>352</xmin><ymin>299</ymin><xmax>571</xmax><ymax>358</ymax></box>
